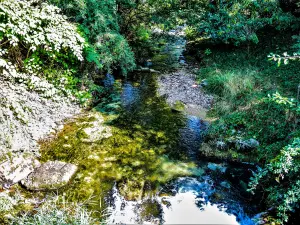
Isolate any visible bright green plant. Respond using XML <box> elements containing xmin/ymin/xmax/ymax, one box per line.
<box><xmin>48</xmin><ymin>0</ymin><xmax>136</xmax><ymax>75</ymax></box>
<box><xmin>249</xmin><ymin>138</ymin><xmax>300</xmax><ymax>223</ymax></box>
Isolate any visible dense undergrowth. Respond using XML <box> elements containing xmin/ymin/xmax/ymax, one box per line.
<box><xmin>195</xmin><ymin>29</ymin><xmax>300</xmax><ymax>223</ymax></box>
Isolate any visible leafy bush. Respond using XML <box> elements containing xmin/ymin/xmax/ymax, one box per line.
<box><xmin>190</xmin><ymin>0</ymin><xmax>298</xmax><ymax>45</ymax></box>
<box><xmin>249</xmin><ymin>138</ymin><xmax>300</xmax><ymax>223</ymax></box>
<box><xmin>48</xmin><ymin>0</ymin><xmax>136</xmax><ymax>75</ymax></box>
<box><xmin>0</xmin><ymin>0</ymin><xmax>102</xmax><ymax>105</ymax></box>
<box><xmin>0</xmin><ymin>0</ymin><xmax>85</xmax><ymax>71</ymax></box>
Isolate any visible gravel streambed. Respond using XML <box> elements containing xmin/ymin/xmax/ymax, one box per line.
<box><xmin>157</xmin><ymin>68</ymin><xmax>213</xmax><ymax>117</ymax></box>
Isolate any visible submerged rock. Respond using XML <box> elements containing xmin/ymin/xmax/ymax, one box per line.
<box><xmin>207</xmin><ymin>163</ymin><xmax>227</xmax><ymax>173</ymax></box>
<box><xmin>139</xmin><ymin>199</ymin><xmax>163</xmax><ymax>223</ymax></box>
<box><xmin>0</xmin><ymin>154</ymin><xmax>40</xmax><ymax>188</ymax></box>
<box><xmin>220</xmin><ymin>181</ymin><xmax>231</xmax><ymax>189</ymax></box>
<box><xmin>81</xmin><ymin>113</ymin><xmax>112</xmax><ymax>142</ymax></box>
<box><xmin>21</xmin><ymin>161</ymin><xmax>77</xmax><ymax>191</ymax></box>
<box><xmin>200</xmin><ymin>79</ymin><xmax>208</xmax><ymax>87</ymax></box>
<box><xmin>171</xmin><ymin>100</ymin><xmax>185</xmax><ymax>112</ymax></box>
<box><xmin>236</xmin><ymin>138</ymin><xmax>260</xmax><ymax>150</ymax></box>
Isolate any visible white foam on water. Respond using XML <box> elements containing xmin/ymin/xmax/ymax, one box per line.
<box><xmin>105</xmin><ymin>185</ymin><xmax>138</xmax><ymax>224</ymax></box>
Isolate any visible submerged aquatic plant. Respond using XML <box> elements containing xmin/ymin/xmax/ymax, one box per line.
<box><xmin>40</xmin><ymin>74</ymin><xmax>203</xmax><ymax>215</ymax></box>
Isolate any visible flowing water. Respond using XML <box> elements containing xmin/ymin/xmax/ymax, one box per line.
<box><xmin>104</xmin><ymin>35</ymin><xmax>258</xmax><ymax>224</ymax></box>
<box><xmin>41</xmin><ymin>33</ymin><xmax>260</xmax><ymax>224</ymax></box>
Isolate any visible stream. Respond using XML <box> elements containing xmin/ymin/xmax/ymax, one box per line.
<box><xmin>41</xmin><ymin>32</ymin><xmax>260</xmax><ymax>224</ymax></box>
<box><xmin>104</xmin><ymin>34</ymin><xmax>258</xmax><ymax>224</ymax></box>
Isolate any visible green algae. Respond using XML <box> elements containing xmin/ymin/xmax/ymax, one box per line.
<box><xmin>172</xmin><ymin>100</ymin><xmax>185</xmax><ymax>112</ymax></box>
<box><xmin>39</xmin><ymin>73</ymin><xmax>203</xmax><ymax>217</ymax></box>
<box><xmin>139</xmin><ymin>199</ymin><xmax>162</xmax><ymax>222</ymax></box>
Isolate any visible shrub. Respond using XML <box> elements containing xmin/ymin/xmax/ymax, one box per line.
<box><xmin>249</xmin><ymin>138</ymin><xmax>300</xmax><ymax>223</ymax></box>
<box><xmin>0</xmin><ymin>0</ymin><xmax>100</xmax><ymax>104</ymax></box>
<box><xmin>0</xmin><ymin>0</ymin><xmax>85</xmax><ymax>72</ymax></box>
<box><xmin>48</xmin><ymin>0</ymin><xmax>136</xmax><ymax>75</ymax></box>
<box><xmin>11</xmin><ymin>196</ymin><xmax>100</xmax><ymax>225</ymax></box>
<box><xmin>194</xmin><ymin>0</ymin><xmax>297</xmax><ymax>45</ymax></box>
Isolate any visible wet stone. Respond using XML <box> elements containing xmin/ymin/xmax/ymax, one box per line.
<box><xmin>220</xmin><ymin>181</ymin><xmax>231</xmax><ymax>189</ymax></box>
<box><xmin>21</xmin><ymin>161</ymin><xmax>77</xmax><ymax>191</ymax></box>
<box><xmin>236</xmin><ymin>138</ymin><xmax>260</xmax><ymax>151</ymax></box>
<box><xmin>0</xmin><ymin>155</ymin><xmax>41</xmax><ymax>188</ymax></box>
<box><xmin>207</xmin><ymin>163</ymin><xmax>227</xmax><ymax>173</ymax></box>
<box><xmin>81</xmin><ymin>113</ymin><xmax>112</xmax><ymax>142</ymax></box>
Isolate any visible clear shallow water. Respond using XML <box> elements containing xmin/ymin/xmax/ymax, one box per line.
<box><xmin>179</xmin><ymin>115</ymin><xmax>208</xmax><ymax>159</ymax></box>
<box><xmin>106</xmin><ymin>176</ymin><xmax>254</xmax><ymax>224</ymax></box>
<box><xmin>105</xmin><ymin>77</ymin><xmax>256</xmax><ymax>224</ymax></box>
<box><xmin>41</xmin><ymin>33</ymin><xmax>259</xmax><ymax>224</ymax></box>
<box><xmin>104</xmin><ymin>34</ymin><xmax>257</xmax><ymax>224</ymax></box>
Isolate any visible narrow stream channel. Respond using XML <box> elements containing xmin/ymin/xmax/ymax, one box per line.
<box><xmin>40</xmin><ymin>31</ymin><xmax>260</xmax><ymax>224</ymax></box>
<box><xmin>104</xmin><ymin>33</ymin><xmax>258</xmax><ymax>224</ymax></box>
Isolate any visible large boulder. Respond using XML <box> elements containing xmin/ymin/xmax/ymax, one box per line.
<box><xmin>21</xmin><ymin>161</ymin><xmax>77</xmax><ymax>191</ymax></box>
<box><xmin>0</xmin><ymin>155</ymin><xmax>40</xmax><ymax>188</ymax></box>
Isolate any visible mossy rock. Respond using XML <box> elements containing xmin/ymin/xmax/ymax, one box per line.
<box><xmin>171</xmin><ymin>101</ymin><xmax>185</xmax><ymax>112</ymax></box>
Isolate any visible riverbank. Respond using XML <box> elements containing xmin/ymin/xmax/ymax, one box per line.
<box><xmin>0</xmin><ymin>75</ymin><xmax>81</xmax><ymax>158</ymax></box>
<box><xmin>191</xmin><ymin>30</ymin><xmax>300</xmax><ymax>223</ymax></box>
<box><xmin>0</xmin><ymin>32</ymin><xmax>278</xmax><ymax>224</ymax></box>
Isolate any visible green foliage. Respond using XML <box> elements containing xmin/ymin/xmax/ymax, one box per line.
<box><xmin>11</xmin><ymin>196</ymin><xmax>100</xmax><ymax>225</ymax></box>
<box><xmin>0</xmin><ymin>0</ymin><xmax>100</xmax><ymax>106</ymax></box>
<box><xmin>269</xmin><ymin>35</ymin><xmax>300</xmax><ymax>65</ymax></box>
<box><xmin>200</xmin><ymin>29</ymin><xmax>300</xmax><ymax>223</ymax></box>
<box><xmin>189</xmin><ymin>0</ymin><xmax>298</xmax><ymax>45</ymax></box>
<box><xmin>48</xmin><ymin>0</ymin><xmax>136</xmax><ymax>75</ymax></box>
<box><xmin>198</xmin><ymin>31</ymin><xmax>300</xmax><ymax>114</ymax></box>
<box><xmin>249</xmin><ymin>138</ymin><xmax>300</xmax><ymax>223</ymax></box>
<box><xmin>0</xmin><ymin>0</ymin><xmax>84</xmax><ymax>71</ymax></box>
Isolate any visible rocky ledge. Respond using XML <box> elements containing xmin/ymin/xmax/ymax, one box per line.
<box><xmin>0</xmin><ymin>77</ymin><xmax>81</xmax><ymax>157</ymax></box>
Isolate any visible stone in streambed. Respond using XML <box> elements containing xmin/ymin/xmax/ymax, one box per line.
<box><xmin>207</xmin><ymin>163</ymin><xmax>227</xmax><ymax>173</ymax></box>
<box><xmin>0</xmin><ymin>154</ymin><xmax>41</xmax><ymax>188</ymax></box>
<box><xmin>80</xmin><ymin>113</ymin><xmax>112</xmax><ymax>143</ymax></box>
<box><xmin>236</xmin><ymin>138</ymin><xmax>260</xmax><ymax>151</ymax></box>
<box><xmin>171</xmin><ymin>100</ymin><xmax>185</xmax><ymax>112</ymax></box>
<box><xmin>220</xmin><ymin>181</ymin><xmax>231</xmax><ymax>189</ymax></box>
<box><xmin>21</xmin><ymin>161</ymin><xmax>77</xmax><ymax>191</ymax></box>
